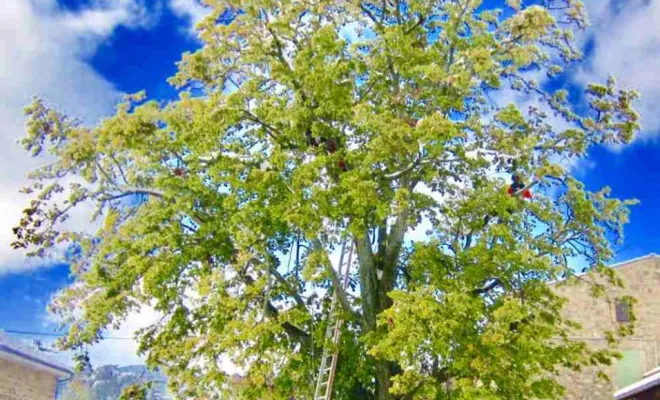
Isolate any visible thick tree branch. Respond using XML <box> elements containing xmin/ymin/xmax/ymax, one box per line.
<box><xmin>99</xmin><ymin>188</ymin><xmax>165</xmax><ymax>202</ymax></box>
<box><xmin>312</xmin><ymin>239</ymin><xmax>362</xmax><ymax>323</ymax></box>
<box><xmin>360</xmin><ymin>3</ymin><xmax>381</xmax><ymax>27</ymax></box>
<box><xmin>386</xmin><ymin>177</ymin><xmax>417</xmax><ymax>264</ymax></box>
<box><xmin>377</xmin><ymin>220</ymin><xmax>387</xmax><ymax>257</ymax></box>
<box><xmin>263</xmin><ymin>301</ymin><xmax>310</xmax><ymax>343</ymax></box>
<box><xmin>354</xmin><ymin>232</ymin><xmax>379</xmax><ymax>330</ymax></box>
<box><xmin>266</xmin><ymin>24</ymin><xmax>294</xmax><ymax>74</ymax></box>
<box><xmin>514</xmin><ymin>180</ymin><xmax>540</xmax><ymax>197</ymax></box>
<box><xmin>270</xmin><ymin>266</ymin><xmax>307</xmax><ymax>311</ymax></box>
<box><xmin>404</xmin><ymin>15</ymin><xmax>425</xmax><ymax>35</ymax></box>
<box><xmin>383</xmin><ymin>156</ymin><xmax>459</xmax><ymax>180</ymax></box>
<box><xmin>239</xmin><ymin>261</ymin><xmax>310</xmax><ymax>344</ymax></box>
<box><xmin>243</xmin><ymin>110</ymin><xmax>285</xmax><ymax>141</ymax></box>
<box><xmin>353</xmin><ymin>79</ymin><xmax>378</xmax><ymax>106</ymax></box>
<box><xmin>383</xmin><ymin>154</ymin><xmax>423</xmax><ymax>180</ymax></box>
<box><xmin>386</xmin><ymin>212</ymin><xmax>408</xmax><ymax>265</ymax></box>
<box><xmin>472</xmin><ymin>278</ymin><xmax>503</xmax><ymax>295</ymax></box>
<box><xmin>109</xmin><ymin>155</ymin><xmax>128</xmax><ymax>184</ymax></box>
<box><xmin>95</xmin><ymin>160</ymin><xmax>118</xmax><ymax>188</ymax></box>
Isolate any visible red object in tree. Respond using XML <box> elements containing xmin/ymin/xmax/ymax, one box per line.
<box><xmin>338</xmin><ymin>160</ymin><xmax>347</xmax><ymax>171</ymax></box>
<box><xmin>174</xmin><ymin>167</ymin><xmax>186</xmax><ymax>177</ymax></box>
<box><xmin>326</xmin><ymin>137</ymin><xmax>338</xmax><ymax>154</ymax></box>
<box><xmin>508</xmin><ymin>186</ymin><xmax>532</xmax><ymax>199</ymax></box>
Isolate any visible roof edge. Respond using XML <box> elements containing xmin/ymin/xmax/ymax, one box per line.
<box><xmin>608</xmin><ymin>253</ymin><xmax>660</xmax><ymax>269</ymax></box>
<box><xmin>548</xmin><ymin>253</ymin><xmax>660</xmax><ymax>286</ymax></box>
<box><xmin>0</xmin><ymin>344</ymin><xmax>73</xmax><ymax>377</ymax></box>
<box><xmin>614</xmin><ymin>369</ymin><xmax>660</xmax><ymax>399</ymax></box>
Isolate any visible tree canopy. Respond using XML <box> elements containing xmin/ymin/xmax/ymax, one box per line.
<box><xmin>13</xmin><ymin>0</ymin><xmax>641</xmax><ymax>399</ymax></box>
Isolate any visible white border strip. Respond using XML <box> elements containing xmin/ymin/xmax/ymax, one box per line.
<box><xmin>614</xmin><ymin>370</ymin><xmax>660</xmax><ymax>399</ymax></box>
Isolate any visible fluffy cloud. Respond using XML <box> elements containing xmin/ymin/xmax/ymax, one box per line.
<box><xmin>34</xmin><ymin>304</ymin><xmax>161</xmax><ymax>368</ymax></box>
<box><xmin>60</xmin><ymin>0</ymin><xmax>161</xmax><ymax>36</ymax></box>
<box><xmin>86</xmin><ymin>305</ymin><xmax>162</xmax><ymax>366</ymax></box>
<box><xmin>577</xmin><ymin>0</ymin><xmax>660</xmax><ymax>139</ymax></box>
<box><xmin>0</xmin><ymin>0</ymin><xmax>160</xmax><ymax>275</ymax></box>
<box><xmin>168</xmin><ymin>0</ymin><xmax>210</xmax><ymax>32</ymax></box>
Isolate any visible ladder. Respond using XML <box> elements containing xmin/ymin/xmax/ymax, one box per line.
<box><xmin>313</xmin><ymin>239</ymin><xmax>354</xmax><ymax>400</ymax></box>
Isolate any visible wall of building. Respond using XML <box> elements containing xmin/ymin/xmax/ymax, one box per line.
<box><xmin>0</xmin><ymin>358</ymin><xmax>58</xmax><ymax>400</ymax></box>
<box><xmin>554</xmin><ymin>255</ymin><xmax>660</xmax><ymax>400</ymax></box>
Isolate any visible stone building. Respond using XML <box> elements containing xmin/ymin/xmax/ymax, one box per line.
<box><xmin>554</xmin><ymin>253</ymin><xmax>660</xmax><ymax>400</ymax></box>
<box><xmin>0</xmin><ymin>332</ymin><xmax>73</xmax><ymax>400</ymax></box>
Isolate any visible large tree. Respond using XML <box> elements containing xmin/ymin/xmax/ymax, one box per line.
<box><xmin>13</xmin><ymin>0</ymin><xmax>640</xmax><ymax>399</ymax></box>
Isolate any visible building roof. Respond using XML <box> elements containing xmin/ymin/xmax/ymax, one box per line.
<box><xmin>608</xmin><ymin>253</ymin><xmax>659</xmax><ymax>269</ymax></box>
<box><xmin>614</xmin><ymin>368</ymin><xmax>660</xmax><ymax>399</ymax></box>
<box><xmin>548</xmin><ymin>253</ymin><xmax>660</xmax><ymax>286</ymax></box>
<box><xmin>0</xmin><ymin>332</ymin><xmax>73</xmax><ymax>378</ymax></box>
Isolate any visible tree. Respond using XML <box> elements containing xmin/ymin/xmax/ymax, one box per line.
<box><xmin>13</xmin><ymin>1</ymin><xmax>641</xmax><ymax>399</ymax></box>
<box><xmin>119</xmin><ymin>383</ymin><xmax>151</xmax><ymax>400</ymax></box>
<box><xmin>60</xmin><ymin>379</ymin><xmax>94</xmax><ymax>400</ymax></box>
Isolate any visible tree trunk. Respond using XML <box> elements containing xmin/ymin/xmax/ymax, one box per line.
<box><xmin>374</xmin><ymin>258</ymin><xmax>398</xmax><ymax>400</ymax></box>
<box><xmin>376</xmin><ymin>362</ymin><xmax>392</xmax><ymax>400</ymax></box>
<box><xmin>355</xmin><ymin>222</ymin><xmax>405</xmax><ymax>400</ymax></box>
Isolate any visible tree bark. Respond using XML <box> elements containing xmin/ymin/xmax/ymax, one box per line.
<box><xmin>376</xmin><ymin>362</ymin><xmax>391</xmax><ymax>400</ymax></box>
<box><xmin>355</xmin><ymin>233</ymin><xmax>378</xmax><ymax>330</ymax></box>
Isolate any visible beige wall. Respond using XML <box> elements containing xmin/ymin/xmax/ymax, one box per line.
<box><xmin>0</xmin><ymin>358</ymin><xmax>58</xmax><ymax>400</ymax></box>
<box><xmin>554</xmin><ymin>255</ymin><xmax>660</xmax><ymax>400</ymax></box>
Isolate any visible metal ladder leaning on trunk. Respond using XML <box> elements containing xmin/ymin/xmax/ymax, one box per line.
<box><xmin>313</xmin><ymin>239</ymin><xmax>354</xmax><ymax>400</ymax></box>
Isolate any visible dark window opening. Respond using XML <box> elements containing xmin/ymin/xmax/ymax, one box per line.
<box><xmin>616</xmin><ymin>300</ymin><xmax>631</xmax><ymax>322</ymax></box>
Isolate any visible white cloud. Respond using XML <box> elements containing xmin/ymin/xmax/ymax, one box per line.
<box><xmin>30</xmin><ymin>306</ymin><xmax>161</xmax><ymax>369</ymax></box>
<box><xmin>0</xmin><ymin>0</ymin><xmax>159</xmax><ymax>275</ymax></box>
<box><xmin>168</xmin><ymin>0</ymin><xmax>210</xmax><ymax>33</ymax></box>
<box><xmin>576</xmin><ymin>0</ymin><xmax>660</xmax><ymax>139</ymax></box>
<box><xmin>60</xmin><ymin>0</ymin><xmax>160</xmax><ymax>36</ymax></box>
<box><xmin>86</xmin><ymin>306</ymin><xmax>162</xmax><ymax>366</ymax></box>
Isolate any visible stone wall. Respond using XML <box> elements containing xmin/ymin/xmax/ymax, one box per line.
<box><xmin>554</xmin><ymin>254</ymin><xmax>660</xmax><ymax>400</ymax></box>
<box><xmin>0</xmin><ymin>358</ymin><xmax>58</xmax><ymax>400</ymax></box>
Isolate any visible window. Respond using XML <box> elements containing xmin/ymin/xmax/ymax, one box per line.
<box><xmin>614</xmin><ymin>350</ymin><xmax>644</xmax><ymax>389</ymax></box>
<box><xmin>616</xmin><ymin>299</ymin><xmax>631</xmax><ymax>322</ymax></box>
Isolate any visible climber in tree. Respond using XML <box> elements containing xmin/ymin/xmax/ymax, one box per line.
<box><xmin>305</xmin><ymin>128</ymin><xmax>347</xmax><ymax>172</ymax></box>
<box><xmin>508</xmin><ymin>174</ymin><xmax>532</xmax><ymax>199</ymax></box>
<box><xmin>483</xmin><ymin>171</ymin><xmax>534</xmax><ymax>227</ymax></box>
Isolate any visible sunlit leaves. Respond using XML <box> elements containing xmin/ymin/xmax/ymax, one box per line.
<box><xmin>11</xmin><ymin>0</ymin><xmax>642</xmax><ymax>399</ymax></box>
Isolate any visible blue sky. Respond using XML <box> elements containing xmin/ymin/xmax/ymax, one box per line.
<box><xmin>0</xmin><ymin>0</ymin><xmax>659</xmax><ymax>368</ymax></box>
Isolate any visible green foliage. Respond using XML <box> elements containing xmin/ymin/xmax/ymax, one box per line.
<box><xmin>59</xmin><ymin>380</ymin><xmax>94</xmax><ymax>400</ymax></box>
<box><xmin>14</xmin><ymin>1</ymin><xmax>641</xmax><ymax>399</ymax></box>
<box><xmin>119</xmin><ymin>383</ymin><xmax>151</xmax><ymax>400</ymax></box>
